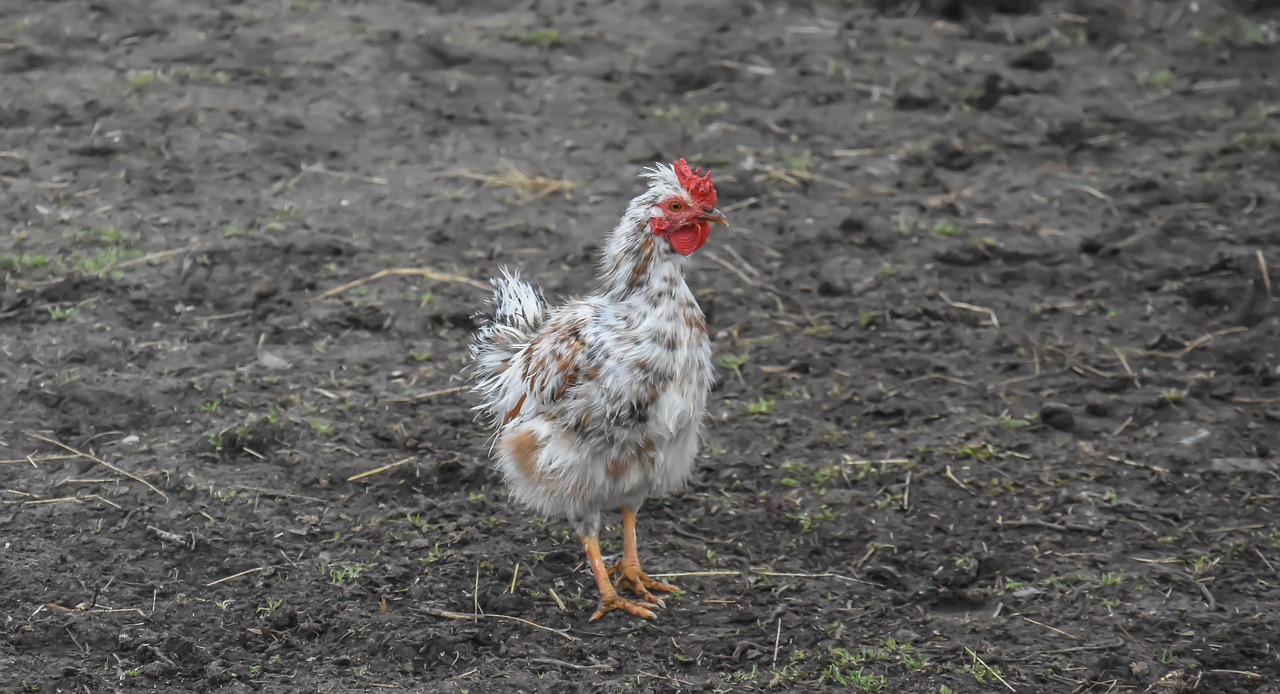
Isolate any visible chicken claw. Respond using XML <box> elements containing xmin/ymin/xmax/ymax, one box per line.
<box><xmin>609</xmin><ymin>505</ymin><xmax>678</xmax><ymax>605</ymax></box>
<box><xmin>590</xmin><ymin>593</ymin><xmax>657</xmax><ymax>622</ymax></box>
<box><xmin>582</xmin><ymin>534</ymin><xmax>657</xmax><ymax>621</ymax></box>
<box><xmin>610</xmin><ymin>562</ymin><xmax>675</xmax><ymax>606</ymax></box>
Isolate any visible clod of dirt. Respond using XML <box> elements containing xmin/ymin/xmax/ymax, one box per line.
<box><xmin>817</xmin><ymin>255</ymin><xmax>870</xmax><ymax>296</ymax></box>
<box><xmin>893</xmin><ymin>90</ymin><xmax>938</xmax><ymax>111</ymax></box>
<box><xmin>1009</xmin><ymin>48</ymin><xmax>1054</xmax><ymax>71</ymax></box>
<box><xmin>141</xmin><ymin>661</ymin><xmax>176</xmax><ymax>679</ymax></box>
<box><xmin>1039</xmin><ymin>401</ymin><xmax>1075</xmax><ymax>432</ymax></box>
<box><xmin>203</xmin><ymin>660</ymin><xmax>233</xmax><ymax>686</ymax></box>
<box><xmin>270</xmin><ymin>605</ymin><xmax>299</xmax><ymax>631</ymax></box>
<box><xmin>929</xmin><ymin>139</ymin><xmax>979</xmax><ymax>171</ymax></box>
<box><xmin>966</xmin><ymin>74</ymin><xmax>1008</xmax><ymax>111</ymax></box>
<box><xmin>1084</xmin><ymin>398</ymin><xmax>1113</xmax><ymax>417</ymax></box>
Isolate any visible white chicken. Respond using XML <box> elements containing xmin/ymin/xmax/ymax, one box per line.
<box><xmin>469</xmin><ymin>159</ymin><xmax>728</xmax><ymax>620</ymax></box>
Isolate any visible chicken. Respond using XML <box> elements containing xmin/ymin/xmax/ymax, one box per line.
<box><xmin>469</xmin><ymin>159</ymin><xmax>728</xmax><ymax>620</ymax></box>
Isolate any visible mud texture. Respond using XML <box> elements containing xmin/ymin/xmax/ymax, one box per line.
<box><xmin>3</xmin><ymin>0</ymin><xmax>1280</xmax><ymax>692</ymax></box>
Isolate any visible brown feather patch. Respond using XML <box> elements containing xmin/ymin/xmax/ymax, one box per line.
<box><xmin>503</xmin><ymin>427</ymin><xmax>544</xmax><ymax>481</ymax></box>
<box><xmin>626</xmin><ymin>238</ymin><xmax>656</xmax><ymax>293</ymax></box>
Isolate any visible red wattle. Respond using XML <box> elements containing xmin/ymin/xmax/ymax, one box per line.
<box><xmin>669</xmin><ymin>223</ymin><xmax>710</xmax><ymax>256</ymax></box>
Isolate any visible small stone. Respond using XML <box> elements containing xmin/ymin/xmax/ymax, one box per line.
<box><xmin>258</xmin><ymin>350</ymin><xmax>290</xmax><ymax>370</ymax></box>
<box><xmin>1177</xmin><ymin>428</ymin><xmax>1211</xmax><ymax>447</ymax></box>
<box><xmin>893</xmin><ymin>629</ymin><xmax>921</xmax><ymax>645</ymax></box>
<box><xmin>1040</xmin><ymin>401</ymin><xmax>1075</xmax><ymax>432</ymax></box>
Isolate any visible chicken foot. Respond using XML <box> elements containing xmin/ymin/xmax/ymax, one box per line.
<box><xmin>582</xmin><ymin>534</ymin><xmax>656</xmax><ymax>621</ymax></box>
<box><xmin>608</xmin><ymin>505</ymin><xmax>678</xmax><ymax>606</ymax></box>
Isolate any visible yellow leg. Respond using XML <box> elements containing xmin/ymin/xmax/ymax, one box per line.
<box><xmin>581</xmin><ymin>534</ymin><xmax>655</xmax><ymax>621</ymax></box>
<box><xmin>609</xmin><ymin>505</ymin><xmax>678</xmax><ymax>605</ymax></box>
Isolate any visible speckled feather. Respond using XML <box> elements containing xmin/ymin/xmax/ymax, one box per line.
<box><xmin>469</xmin><ymin>162</ymin><xmax>716</xmax><ymax>538</ymax></box>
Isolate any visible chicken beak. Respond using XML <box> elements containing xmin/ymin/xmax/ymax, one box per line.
<box><xmin>697</xmin><ymin>208</ymin><xmax>730</xmax><ymax>226</ymax></box>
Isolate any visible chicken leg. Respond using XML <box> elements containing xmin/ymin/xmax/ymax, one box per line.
<box><xmin>609</xmin><ymin>505</ymin><xmax>678</xmax><ymax>605</ymax></box>
<box><xmin>582</xmin><ymin>534</ymin><xmax>655</xmax><ymax>621</ymax></box>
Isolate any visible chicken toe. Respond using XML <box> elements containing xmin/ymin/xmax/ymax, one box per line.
<box><xmin>608</xmin><ymin>505</ymin><xmax>679</xmax><ymax>604</ymax></box>
<box><xmin>581</xmin><ymin>533</ymin><xmax>656</xmax><ymax>621</ymax></box>
<box><xmin>590</xmin><ymin>593</ymin><xmax>657</xmax><ymax>621</ymax></box>
<box><xmin>610</xmin><ymin>561</ymin><xmax>676</xmax><ymax>605</ymax></box>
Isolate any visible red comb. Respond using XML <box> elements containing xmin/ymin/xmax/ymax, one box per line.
<box><xmin>674</xmin><ymin>158</ymin><xmax>717</xmax><ymax>209</ymax></box>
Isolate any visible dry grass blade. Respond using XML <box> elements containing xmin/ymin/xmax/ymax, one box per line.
<box><xmin>965</xmin><ymin>647</ymin><xmax>1016</xmax><ymax>692</ymax></box>
<box><xmin>22</xmin><ymin>496</ymin><xmax>83</xmax><ymax>506</ymax></box>
<box><xmin>301</xmin><ymin>162</ymin><xmax>387</xmax><ymax>185</ymax></box>
<box><xmin>721</xmin><ymin>196</ymin><xmax>759</xmax><ymax>213</ymax></box>
<box><xmin>22</xmin><ymin>493</ymin><xmax>122</xmax><ymax>509</ymax></box>
<box><xmin>703</xmin><ymin>250</ymin><xmax>758</xmax><ymax>286</ymax></box>
<box><xmin>756</xmin><ymin>571</ymin><xmax>880</xmax><ymax>587</ymax></box>
<box><xmin>842</xmin><ymin>457</ymin><xmax>913</xmax><ymax>465</ymax></box>
<box><xmin>939</xmin><ymin>291</ymin><xmax>999</xmax><ymax>328</ymax></box>
<box><xmin>1257</xmin><ymin>250</ymin><xmax>1273</xmax><ymax>299</ymax></box>
<box><xmin>1112</xmin><ymin>347</ymin><xmax>1141</xmax><ymax>388</ymax></box>
<box><xmin>413</xmin><ymin>385</ymin><xmax>468</xmax><ymax>400</ymax></box>
<box><xmin>205</xmin><ymin>567</ymin><xmax>265</xmax><ymax>587</ymax></box>
<box><xmin>0</xmin><ymin>454</ymin><xmax>81</xmax><ymax>466</ymax></box>
<box><xmin>1021</xmin><ymin>616</ymin><xmax>1079</xmax><ymax>640</ymax></box>
<box><xmin>1071</xmin><ymin>184</ymin><xmax>1121</xmax><ymax>218</ymax></box>
<box><xmin>945</xmin><ymin>465</ymin><xmax>974</xmax><ymax>494</ymax></box>
<box><xmin>649</xmin><ymin>570</ymin><xmax>737</xmax><ymax>579</ymax></box>
<box><xmin>1137</xmin><ymin>327</ymin><xmax>1253</xmax><ymax>359</ymax></box>
<box><xmin>527</xmin><ymin>656</ymin><xmax>615</xmax><ymax>671</ymax></box>
<box><xmin>418</xmin><ymin>607</ymin><xmax>579</xmax><ymax>642</ymax></box>
<box><xmin>229</xmin><ymin>486</ymin><xmax>327</xmax><ymax>503</ymax></box>
<box><xmin>319</xmin><ymin>267</ymin><xmax>490</xmax><ymax>299</ymax></box>
<box><xmin>1179</xmin><ymin>327</ymin><xmax>1250</xmax><ymax>357</ymax></box>
<box><xmin>647</xmin><ymin>568</ymin><xmax>881</xmax><ymax>587</ymax></box>
<box><xmin>772</xmin><ymin>618</ymin><xmax>782</xmax><ymax>667</ymax></box>
<box><xmin>1207</xmin><ymin>670</ymin><xmax>1262</xmax><ymax>679</ymax></box>
<box><xmin>1255</xmin><ymin>548</ymin><xmax>1278</xmax><ymax>577</ymax></box>
<box><xmin>115</xmin><ymin>246</ymin><xmax>200</xmax><ymax>271</ymax></box>
<box><xmin>451</xmin><ymin>166</ymin><xmax>577</xmax><ymax>203</ymax></box>
<box><xmin>28</xmin><ymin>433</ymin><xmax>167</xmax><ymax>500</ymax></box>
<box><xmin>346</xmin><ymin>456</ymin><xmax>416</xmax><ymax>483</ymax></box>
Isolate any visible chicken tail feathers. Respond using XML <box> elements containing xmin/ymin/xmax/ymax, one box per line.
<box><xmin>468</xmin><ymin>267</ymin><xmax>547</xmax><ymax>423</ymax></box>
<box><xmin>481</xmin><ymin>267</ymin><xmax>548</xmax><ymax>335</ymax></box>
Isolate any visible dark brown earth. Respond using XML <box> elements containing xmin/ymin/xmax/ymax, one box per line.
<box><xmin>3</xmin><ymin>0</ymin><xmax>1280</xmax><ymax>692</ymax></box>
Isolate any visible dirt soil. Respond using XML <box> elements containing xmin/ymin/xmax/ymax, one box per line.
<box><xmin>3</xmin><ymin>0</ymin><xmax>1280</xmax><ymax>691</ymax></box>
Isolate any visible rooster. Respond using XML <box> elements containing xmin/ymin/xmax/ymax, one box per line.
<box><xmin>469</xmin><ymin>159</ymin><xmax>728</xmax><ymax>620</ymax></box>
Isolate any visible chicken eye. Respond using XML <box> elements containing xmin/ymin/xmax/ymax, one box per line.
<box><xmin>668</xmin><ymin>201</ymin><xmax>683</xmax><ymax>212</ymax></box>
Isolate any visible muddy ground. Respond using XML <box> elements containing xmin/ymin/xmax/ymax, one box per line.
<box><xmin>2</xmin><ymin>0</ymin><xmax>1279</xmax><ymax>691</ymax></box>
